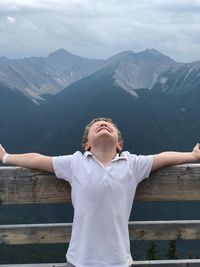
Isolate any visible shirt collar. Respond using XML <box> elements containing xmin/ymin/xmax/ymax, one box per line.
<box><xmin>84</xmin><ymin>151</ymin><xmax>126</xmax><ymax>161</ymax></box>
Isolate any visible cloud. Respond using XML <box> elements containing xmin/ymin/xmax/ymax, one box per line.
<box><xmin>0</xmin><ymin>0</ymin><xmax>200</xmax><ymax>62</ymax></box>
<box><xmin>6</xmin><ymin>16</ymin><xmax>16</xmax><ymax>23</ymax></box>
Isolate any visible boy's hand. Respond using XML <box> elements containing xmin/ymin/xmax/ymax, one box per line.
<box><xmin>0</xmin><ymin>144</ymin><xmax>6</xmax><ymax>162</ymax></box>
<box><xmin>0</xmin><ymin>144</ymin><xmax>53</xmax><ymax>172</ymax></box>
<box><xmin>152</xmin><ymin>143</ymin><xmax>200</xmax><ymax>171</ymax></box>
<box><xmin>192</xmin><ymin>143</ymin><xmax>200</xmax><ymax>161</ymax></box>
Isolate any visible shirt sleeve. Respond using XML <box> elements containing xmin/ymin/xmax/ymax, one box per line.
<box><xmin>131</xmin><ymin>154</ymin><xmax>153</xmax><ymax>185</ymax></box>
<box><xmin>52</xmin><ymin>154</ymin><xmax>74</xmax><ymax>183</ymax></box>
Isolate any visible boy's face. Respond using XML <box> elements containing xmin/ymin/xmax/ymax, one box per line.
<box><xmin>84</xmin><ymin>120</ymin><xmax>122</xmax><ymax>152</ymax></box>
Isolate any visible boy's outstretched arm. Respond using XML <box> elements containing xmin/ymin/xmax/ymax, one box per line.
<box><xmin>152</xmin><ymin>143</ymin><xmax>200</xmax><ymax>171</ymax></box>
<box><xmin>0</xmin><ymin>144</ymin><xmax>54</xmax><ymax>173</ymax></box>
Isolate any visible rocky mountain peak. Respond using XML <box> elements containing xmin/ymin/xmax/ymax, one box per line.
<box><xmin>0</xmin><ymin>49</ymin><xmax>106</xmax><ymax>103</ymax></box>
<box><xmin>110</xmin><ymin>48</ymin><xmax>175</xmax><ymax>94</ymax></box>
<box><xmin>48</xmin><ymin>48</ymin><xmax>81</xmax><ymax>60</ymax></box>
<box><xmin>108</xmin><ymin>50</ymin><xmax>136</xmax><ymax>64</ymax></box>
<box><xmin>137</xmin><ymin>48</ymin><xmax>175</xmax><ymax>65</ymax></box>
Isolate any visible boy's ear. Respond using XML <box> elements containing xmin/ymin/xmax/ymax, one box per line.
<box><xmin>84</xmin><ymin>142</ymin><xmax>91</xmax><ymax>151</ymax></box>
<box><xmin>117</xmin><ymin>142</ymin><xmax>122</xmax><ymax>152</ymax></box>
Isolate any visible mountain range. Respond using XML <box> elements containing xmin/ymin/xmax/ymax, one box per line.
<box><xmin>1</xmin><ymin>48</ymin><xmax>200</xmax><ymax>262</ymax></box>
<box><xmin>1</xmin><ymin>48</ymin><xmax>200</xmax><ymax>156</ymax></box>
<box><xmin>0</xmin><ymin>48</ymin><xmax>175</xmax><ymax>103</ymax></box>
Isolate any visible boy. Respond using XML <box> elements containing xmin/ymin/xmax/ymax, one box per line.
<box><xmin>1</xmin><ymin>117</ymin><xmax>200</xmax><ymax>267</ymax></box>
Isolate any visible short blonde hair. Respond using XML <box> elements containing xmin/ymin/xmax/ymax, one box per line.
<box><xmin>82</xmin><ymin>117</ymin><xmax>123</xmax><ymax>152</ymax></box>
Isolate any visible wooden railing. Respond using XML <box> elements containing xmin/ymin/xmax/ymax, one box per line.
<box><xmin>1</xmin><ymin>164</ymin><xmax>200</xmax><ymax>266</ymax></box>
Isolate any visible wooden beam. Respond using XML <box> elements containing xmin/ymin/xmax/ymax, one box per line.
<box><xmin>1</xmin><ymin>164</ymin><xmax>200</xmax><ymax>204</ymax></box>
<box><xmin>0</xmin><ymin>223</ymin><xmax>72</xmax><ymax>244</ymax></box>
<box><xmin>1</xmin><ymin>220</ymin><xmax>200</xmax><ymax>245</ymax></box>
<box><xmin>0</xmin><ymin>265</ymin><xmax>65</xmax><ymax>267</ymax></box>
<box><xmin>1</xmin><ymin>260</ymin><xmax>200</xmax><ymax>267</ymax></box>
<box><xmin>136</xmin><ymin>163</ymin><xmax>200</xmax><ymax>201</ymax></box>
<box><xmin>133</xmin><ymin>259</ymin><xmax>200</xmax><ymax>266</ymax></box>
<box><xmin>129</xmin><ymin>220</ymin><xmax>200</xmax><ymax>240</ymax></box>
<box><xmin>0</xmin><ymin>167</ymin><xmax>71</xmax><ymax>204</ymax></box>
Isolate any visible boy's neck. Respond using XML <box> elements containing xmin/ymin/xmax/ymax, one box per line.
<box><xmin>90</xmin><ymin>147</ymin><xmax>117</xmax><ymax>166</ymax></box>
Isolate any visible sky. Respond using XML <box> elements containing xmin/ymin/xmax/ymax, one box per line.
<box><xmin>0</xmin><ymin>0</ymin><xmax>200</xmax><ymax>62</ymax></box>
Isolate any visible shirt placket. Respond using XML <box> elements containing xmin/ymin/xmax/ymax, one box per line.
<box><xmin>91</xmin><ymin>156</ymin><xmax>114</xmax><ymax>185</ymax></box>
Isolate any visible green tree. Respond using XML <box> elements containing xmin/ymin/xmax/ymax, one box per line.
<box><xmin>188</xmin><ymin>250</ymin><xmax>192</xmax><ymax>259</ymax></box>
<box><xmin>146</xmin><ymin>241</ymin><xmax>160</xmax><ymax>260</ymax></box>
<box><xmin>195</xmin><ymin>253</ymin><xmax>200</xmax><ymax>259</ymax></box>
<box><xmin>166</xmin><ymin>240</ymin><xmax>178</xmax><ymax>259</ymax></box>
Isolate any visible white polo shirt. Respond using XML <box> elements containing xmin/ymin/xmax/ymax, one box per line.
<box><xmin>53</xmin><ymin>151</ymin><xmax>153</xmax><ymax>267</ymax></box>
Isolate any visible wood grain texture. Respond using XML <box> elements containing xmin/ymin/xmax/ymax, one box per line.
<box><xmin>1</xmin><ymin>220</ymin><xmax>200</xmax><ymax>245</ymax></box>
<box><xmin>1</xmin><ymin>260</ymin><xmax>200</xmax><ymax>267</ymax></box>
<box><xmin>0</xmin><ymin>167</ymin><xmax>71</xmax><ymax>204</ymax></box>
<box><xmin>1</xmin><ymin>165</ymin><xmax>200</xmax><ymax>267</ymax></box>
<box><xmin>136</xmin><ymin>164</ymin><xmax>200</xmax><ymax>201</ymax></box>
<box><xmin>1</xmin><ymin>164</ymin><xmax>200</xmax><ymax>204</ymax></box>
<box><xmin>0</xmin><ymin>223</ymin><xmax>72</xmax><ymax>245</ymax></box>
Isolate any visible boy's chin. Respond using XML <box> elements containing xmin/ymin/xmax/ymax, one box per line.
<box><xmin>96</xmin><ymin>132</ymin><xmax>113</xmax><ymax>139</ymax></box>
